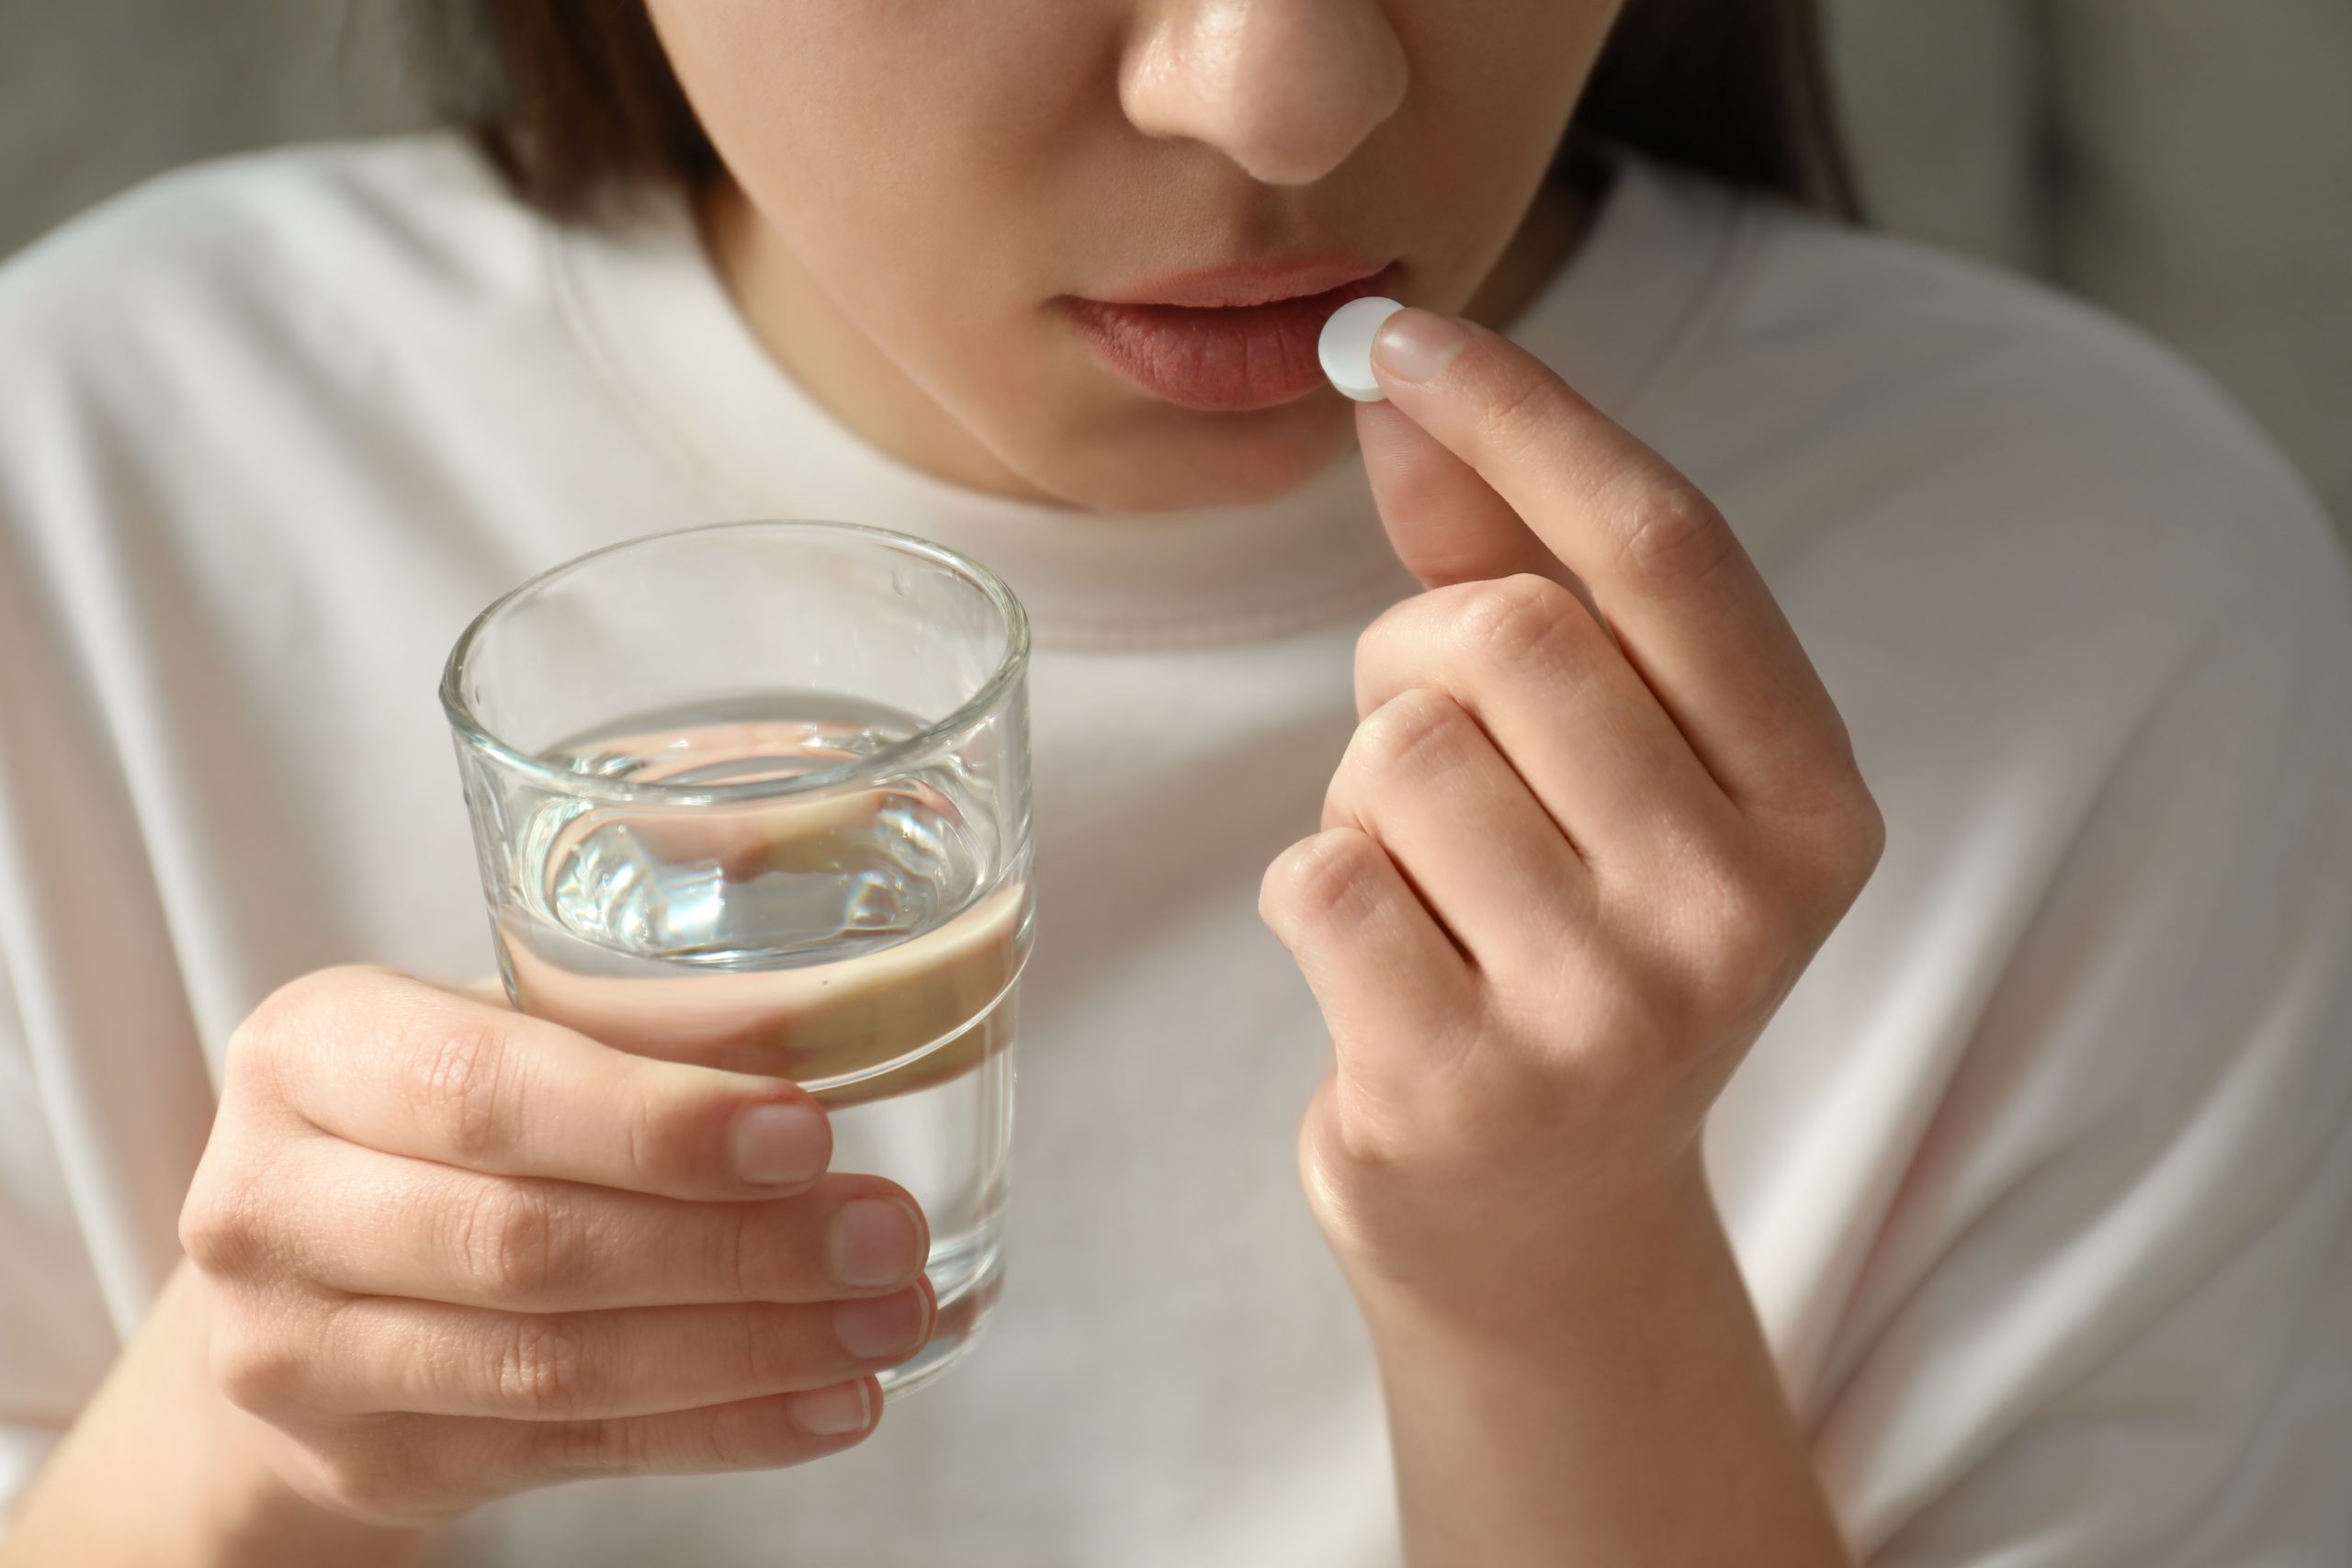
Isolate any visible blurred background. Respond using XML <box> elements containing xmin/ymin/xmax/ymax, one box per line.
<box><xmin>3</xmin><ymin>0</ymin><xmax>2346</xmax><ymax>540</ymax></box>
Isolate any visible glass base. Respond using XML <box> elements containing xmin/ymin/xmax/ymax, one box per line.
<box><xmin>877</xmin><ymin>1258</ymin><xmax>1004</xmax><ymax>1400</ymax></box>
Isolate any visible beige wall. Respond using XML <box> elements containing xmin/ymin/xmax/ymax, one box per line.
<box><xmin>1</xmin><ymin>0</ymin><xmax>427</xmax><ymax>251</ymax></box>
<box><xmin>1829</xmin><ymin>0</ymin><xmax>2352</xmax><ymax>545</ymax></box>
<box><xmin>5</xmin><ymin>0</ymin><xmax>2346</xmax><ymax>540</ymax></box>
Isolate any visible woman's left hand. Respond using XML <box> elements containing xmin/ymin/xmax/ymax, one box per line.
<box><xmin>1261</xmin><ymin>307</ymin><xmax>1886</xmax><ymax>1326</ymax></box>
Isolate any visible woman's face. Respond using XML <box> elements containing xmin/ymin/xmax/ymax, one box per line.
<box><xmin>644</xmin><ymin>0</ymin><xmax>1623</xmax><ymax>512</ymax></box>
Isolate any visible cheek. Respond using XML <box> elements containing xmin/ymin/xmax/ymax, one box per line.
<box><xmin>651</xmin><ymin>3</ymin><xmax>1069</xmax><ymax>326</ymax></box>
<box><xmin>1383</xmin><ymin>0</ymin><xmax>1618</xmax><ymax>275</ymax></box>
<box><xmin>1412</xmin><ymin>0</ymin><xmax>1611</xmax><ymax>165</ymax></box>
<box><xmin>655</xmin><ymin>6</ymin><xmax>977</xmax><ymax>207</ymax></box>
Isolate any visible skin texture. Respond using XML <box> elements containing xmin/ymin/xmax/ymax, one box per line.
<box><xmin>8</xmin><ymin>969</ymin><xmax>944</xmax><ymax>1564</ymax></box>
<box><xmin>9</xmin><ymin>5</ymin><xmax>1881</xmax><ymax>1563</ymax></box>
<box><xmin>648</xmin><ymin>0</ymin><xmax>1622</xmax><ymax>511</ymax></box>
<box><xmin>1268</xmin><ymin>312</ymin><xmax>1881</xmax><ymax>1562</ymax></box>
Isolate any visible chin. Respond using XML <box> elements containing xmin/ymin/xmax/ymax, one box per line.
<box><xmin>1013</xmin><ymin>400</ymin><xmax>1361</xmax><ymax>513</ymax></box>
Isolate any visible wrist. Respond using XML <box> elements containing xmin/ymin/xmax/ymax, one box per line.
<box><xmin>1340</xmin><ymin>1151</ymin><xmax>1851</xmax><ymax>1568</ymax></box>
<box><xmin>6</xmin><ymin>1261</ymin><xmax>423</xmax><ymax>1568</ymax></box>
<box><xmin>170</xmin><ymin>1269</ymin><xmax>427</xmax><ymax>1565</ymax></box>
<box><xmin>1341</xmin><ymin>1145</ymin><xmax>1724</xmax><ymax>1352</ymax></box>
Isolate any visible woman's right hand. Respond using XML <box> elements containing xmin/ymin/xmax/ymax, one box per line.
<box><xmin>176</xmin><ymin>964</ymin><xmax>936</xmax><ymax>1526</ymax></box>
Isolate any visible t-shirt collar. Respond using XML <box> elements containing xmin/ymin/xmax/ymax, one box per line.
<box><xmin>548</xmin><ymin>148</ymin><xmax>1739</xmax><ymax>650</ymax></box>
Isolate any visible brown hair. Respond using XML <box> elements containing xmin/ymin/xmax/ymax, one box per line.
<box><xmin>420</xmin><ymin>0</ymin><xmax>1860</xmax><ymax>223</ymax></box>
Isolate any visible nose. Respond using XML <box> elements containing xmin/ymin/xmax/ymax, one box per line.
<box><xmin>1119</xmin><ymin>0</ymin><xmax>1408</xmax><ymax>186</ymax></box>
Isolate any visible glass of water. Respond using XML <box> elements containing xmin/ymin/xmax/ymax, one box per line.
<box><xmin>439</xmin><ymin>520</ymin><xmax>1033</xmax><ymax>1398</ymax></box>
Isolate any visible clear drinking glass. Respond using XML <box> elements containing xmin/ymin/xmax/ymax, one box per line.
<box><xmin>440</xmin><ymin>520</ymin><xmax>1033</xmax><ymax>1397</ymax></box>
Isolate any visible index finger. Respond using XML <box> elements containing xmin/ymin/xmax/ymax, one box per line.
<box><xmin>1368</xmin><ymin>308</ymin><xmax>1862</xmax><ymax>822</ymax></box>
<box><xmin>245</xmin><ymin>966</ymin><xmax>831</xmax><ymax>1201</ymax></box>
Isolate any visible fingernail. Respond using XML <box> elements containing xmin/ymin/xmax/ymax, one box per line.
<box><xmin>787</xmin><ymin>1380</ymin><xmax>872</xmax><ymax>1437</ymax></box>
<box><xmin>729</xmin><ymin>1101</ymin><xmax>830</xmax><ymax>1186</ymax></box>
<box><xmin>1372</xmin><ymin>308</ymin><xmax>1472</xmax><ymax>384</ymax></box>
<box><xmin>830</xmin><ymin>1199</ymin><xmax>924</xmax><ymax>1288</ymax></box>
<box><xmin>832</xmin><ymin>1288</ymin><xmax>930</xmax><ymax>1359</ymax></box>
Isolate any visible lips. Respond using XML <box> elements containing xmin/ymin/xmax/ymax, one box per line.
<box><xmin>1061</xmin><ymin>261</ymin><xmax>1402</xmax><ymax>412</ymax></box>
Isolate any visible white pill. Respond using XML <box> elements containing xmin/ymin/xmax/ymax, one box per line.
<box><xmin>1318</xmin><ymin>295</ymin><xmax>1408</xmax><ymax>402</ymax></box>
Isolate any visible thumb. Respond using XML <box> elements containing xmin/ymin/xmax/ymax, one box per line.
<box><xmin>1355</xmin><ymin>397</ymin><xmax>1560</xmax><ymax>591</ymax></box>
<box><xmin>1352</xmin><ymin>321</ymin><xmax>1612</xmax><ymax>639</ymax></box>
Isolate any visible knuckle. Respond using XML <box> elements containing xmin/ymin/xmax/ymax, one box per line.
<box><xmin>699</xmin><ymin>1402</ymin><xmax>788</xmax><ymax>1472</ymax></box>
<box><xmin>178</xmin><ymin>1164</ymin><xmax>271</xmax><ymax>1279</ymax></box>
<box><xmin>1266</xmin><ymin>829</ymin><xmax>1385</xmax><ymax>931</ymax></box>
<box><xmin>1326</xmin><ymin>1090</ymin><xmax>1407</xmax><ymax>1173</ymax></box>
<box><xmin>619</xmin><ymin>1082</ymin><xmax>674</xmax><ymax>1191</ymax></box>
<box><xmin>733</xmin><ymin>1304</ymin><xmax>802</xmax><ymax>1388</ymax></box>
<box><xmin>232</xmin><ymin>965</ymin><xmax>390</xmax><ymax>1060</ymax></box>
<box><xmin>1690</xmin><ymin>859</ymin><xmax>1797</xmax><ymax>1006</ymax></box>
<box><xmin>1611</xmin><ymin>479</ymin><xmax>1736</xmax><ymax>596</ymax></box>
<box><xmin>220</xmin><ymin>1010</ymin><xmax>283</xmax><ymax>1090</ymax></box>
<box><xmin>493</xmin><ymin>1314</ymin><xmax>594</xmax><ymax>1416</ymax></box>
<box><xmin>1354</xmin><ymin>688</ymin><xmax>1475</xmax><ymax>784</ymax></box>
<box><xmin>538</xmin><ymin>1413</ymin><xmax>645</xmax><ymax>1478</ymax></box>
<box><xmin>452</xmin><ymin>1180</ymin><xmax>569</xmax><ymax>1301</ymax></box>
<box><xmin>1301</xmin><ymin>1073</ymin><xmax>1422</xmax><ymax>1194</ymax></box>
<box><xmin>209</xmin><ymin>1309</ymin><xmax>306</xmax><ymax>1416</ymax></box>
<box><xmin>1352</xmin><ymin>597</ymin><xmax>1412</xmax><ymax>671</ymax></box>
<box><xmin>715</xmin><ymin>1201</ymin><xmax>761</xmax><ymax>1299</ymax></box>
<box><xmin>223</xmin><ymin>970</ymin><xmax>334</xmax><ymax>1089</ymax></box>
<box><xmin>402</xmin><ymin>1020</ymin><xmax>515</xmax><ymax>1168</ymax></box>
<box><xmin>1765</xmin><ymin>774</ymin><xmax>1888</xmax><ymax>908</ymax></box>
<box><xmin>1351</xmin><ymin>597</ymin><xmax>1436</xmax><ymax>716</ymax></box>
<box><xmin>1844</xmin><ymin>793</ymin><xmax>1889</xmax><ymax>881</ymax></box>
<box><xmin>1802</xmin><ymin>780</ymin><xmax>1888</xmax><ymax>889</ymax></box>
<box><xmin>1448</xmin><ymin>572</ymin><xmax>1583</xmax><ymax>674</ymax></box>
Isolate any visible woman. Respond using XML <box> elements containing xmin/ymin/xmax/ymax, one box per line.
<box><xmin>2</xmin><ymin>1</ymin><xmax>2346</xmax><ymax>1563</ymax></box>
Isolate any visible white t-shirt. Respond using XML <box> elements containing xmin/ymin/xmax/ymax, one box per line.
<box><xmin>2</xmin><ymin>132</ymin><xmax>2347</xmax><ymax>1566</ymax></box>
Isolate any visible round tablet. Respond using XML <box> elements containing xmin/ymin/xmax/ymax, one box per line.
<box><xmin>1318</xmin><ymin>295</ymin><xmax>1408</xmax><ymax>402</ymax></box>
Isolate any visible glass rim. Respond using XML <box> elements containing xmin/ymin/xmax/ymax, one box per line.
<box><xmin>438</xmin><ymin>518</ymin><xmax>1032</xmax><ymax>807</ymax></box>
